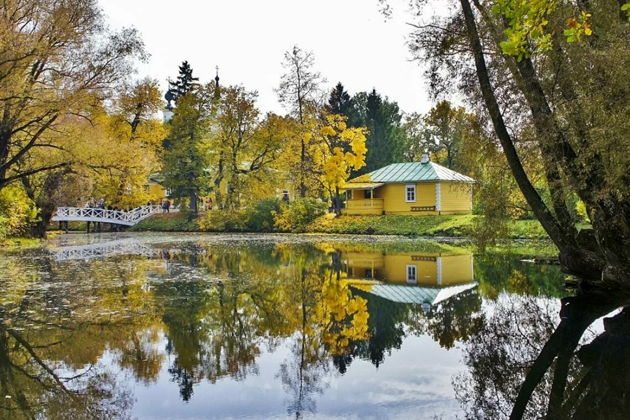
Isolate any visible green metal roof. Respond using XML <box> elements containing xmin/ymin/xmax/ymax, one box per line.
<box><xmin>348</xmin><ymin>162</ymin><xmax>475</xmax><ymax>184</ymax></box>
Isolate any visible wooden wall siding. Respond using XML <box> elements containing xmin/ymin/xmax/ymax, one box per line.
<box><xmin>440</xmin><ymin>182</ymin><xmax>473</xmax><ymax>212</ymax></box>
<box><xmin>379</xmin><ymin>183</ymin><xmax>435</xmax><ymax>213</ymax></box>
<box><xmin>343</xmin><ymin>181</ymin><xmax>473</xmax><ymax>215</ymax></box>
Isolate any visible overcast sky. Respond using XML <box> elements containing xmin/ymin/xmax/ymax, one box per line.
<box><xmin>99</xmin><ymin>0</ymin><xmax>433</xmax><ymax>115</ymax></box>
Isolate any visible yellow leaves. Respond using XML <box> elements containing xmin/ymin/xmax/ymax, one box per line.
<box><xmin>320</xmin><ymin>125</ymin><xmax>336</xmax><ymax>137</ymax></box>
<box><xmin>584</xmin><ymin>24</ymin><xmax>592</xmax><ymax>36</ymax></box>
<box><xmin>564</xmin><ymin>11</ymin><xmax>593</xmax><ymax>43</ymax></box>
<box><xmin>314</xmin><ymin>112</ymin><xmax>367</xmax><ymax>193</ymax></box>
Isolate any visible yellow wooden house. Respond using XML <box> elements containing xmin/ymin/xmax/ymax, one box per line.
<box><xmin>143</xmin><ymin>173</ymin><xmax>169</xmax><ymax>203</ymax></box>
<box><xmin>342</xmin><ymin>154</ymin><xmax>474</xmax><ymax>215</ymax></box>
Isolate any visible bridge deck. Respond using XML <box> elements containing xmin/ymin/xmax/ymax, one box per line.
<box><xmin>51</xmin><ymin>205</ymin><xmax>164</xmax><ymax>226</ymax></box>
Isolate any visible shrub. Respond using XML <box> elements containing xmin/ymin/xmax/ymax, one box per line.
<box><xmin>0</xmin><ymin>185</ymin><xmax>37</xmax><ymax>240</ymax></box>
<box><xmin>274</xmin><ymin>198</ymin><xmax>327</xmax><ymax>232</ymax></box>
<box><xmin>246</xmin><ymin>198</ymin><xmax>282</xmax><ymax>232</ymax></box>
<box><xmin>130</xmin><ymin>212</ymin><xmax>199</xmax><ymax>231</ymax></box>
<box><xmin>198</xmin><ymin>209</ymin><xmax>247</xmax><ymax>232</ymax></box>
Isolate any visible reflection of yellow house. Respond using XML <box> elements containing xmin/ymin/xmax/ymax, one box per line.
<box><xmin>342</xmin><ymin>155</ymin><xmax>474</xmax><ymax>216</ymax></box>
<box><xmin>343</xmin><ymin>252</ymin><xmax>473</xmax><ymax>286</ymax></box>
<box><xmin>343</xmin><ymin>251</ymin><xmax>476</xmax><ymax>307</ymax></box>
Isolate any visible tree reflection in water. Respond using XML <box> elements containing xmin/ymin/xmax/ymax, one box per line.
<box><xmin>3</xmin><ymin>236</ymin><xmax>610</xmax><ymax>419</ymax></box>
<box><xmin>455</xmin><ymin>289</ymin><xmax>630</xmax><ymax>419</ymax></box>
<box><xmin>0</xmin><ymin>250</ymin><xmax>154</xmax><ymax>419</ymax></box>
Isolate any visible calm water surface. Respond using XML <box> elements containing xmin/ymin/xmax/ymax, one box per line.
<box><xmin>0</xmin><ymin>233</ymin><xmax>625</xmax><ymax>419</ymax></box>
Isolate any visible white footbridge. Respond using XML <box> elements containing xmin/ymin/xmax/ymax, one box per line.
<box><xmin>51</xmin><ymin>205</ymin><xmax>164</xmax><ymax>226</ymax></box>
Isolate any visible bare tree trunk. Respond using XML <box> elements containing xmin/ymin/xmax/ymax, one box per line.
<box><xmin>189</xmin><ymin>192</ymin><xmax>198</xmax><ymax>217</ymax></box>
<box><xmin>333</xmin><ymin>186</ymin><xmax>342</xmax><ymax>215</ymax></box>
<box><xmin>299</xmin><ymin>138</ymin><xmax>307</xmax><ymax>198</ymax></box>
<box><xmin>214</xmin><ymin>152</ymin><xmax>225</xmax><ymax>210</ymax></box>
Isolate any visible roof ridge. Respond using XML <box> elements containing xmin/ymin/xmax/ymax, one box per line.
<box><xmin>348</xmin><ymin>161</ymin><xmax>475</xmax><ymax>183</ymax></box>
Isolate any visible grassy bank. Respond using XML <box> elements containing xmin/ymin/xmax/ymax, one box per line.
<box><xmin>131</xmin><ymin>212</ymin><xmax>550</xmax><ymax>240</ymax></box>
<box><xmin>0</xmin><ymin>237</ymin><xmax>42</xmax><ymax>249</ymax></box>
<box><xmin>307</xmin><ymin>214</ymin><xmax>549</xmax><ymax>239</ymax></box>
<box><xmin>130</xmin><ymin>212</ymin><xmax>200</xmax><ymax>232</ymax></box>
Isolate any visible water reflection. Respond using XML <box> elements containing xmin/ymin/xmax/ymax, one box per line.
<box><xmin>0</xmin><ymin>234</ymin><xmax>624</xmax><ymax>419</ymax></box>
<box><xmin>454</xmin><ymin>290</ymin><xmax>630</xmax><ymax>419</ymax></box>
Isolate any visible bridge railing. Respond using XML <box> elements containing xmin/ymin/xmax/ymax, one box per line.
<box><xmin>53</xmin><ymin>205</ymin><xmax>164</xmax><ymax>225</ymax></box>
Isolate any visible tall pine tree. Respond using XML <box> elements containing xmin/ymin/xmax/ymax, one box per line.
<box><xmin>348</xmin><ymin>89</ymin><xmax>405</xmax><ymax>174</ymax></box>
<box><xmin>326</xmin><ymin>82</ymin><xmax>352</xmax><ymax>116</ymax></box>
<box><xmin>161</xmin><ymin>92</ymin><xmax>211</xmax><ymax>215</ymax></box>
<box><xmin>167</xmin><ymin>61</ymin><xmax>199</xmax><ymax>102</ymax></box>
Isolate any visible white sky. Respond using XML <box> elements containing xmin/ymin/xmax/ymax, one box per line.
<box><xmin>99</xmin><ymin>0</ymin><xmax>434</xmax><ymax>115</ymax></box>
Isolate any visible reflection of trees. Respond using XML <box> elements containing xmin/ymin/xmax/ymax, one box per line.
<box><xmin>151</xmin><ymin>243</ymin><xmax>371</xmax><ymax>416</ymax></box>
<box><xmin>7</xmin><ymin>239</ymin><xmax>576</xmax><ymax>418</ymax></box>
<box><xmin>416</xmin><ymin>288</ymin><xmax>483</xmax><ymax>350</ymax></box>
<box><xmin>454</xmin><ymin>295</ymin><xmax>560</xmax><ymax>418</ymax></box>
<box><xmin>117</xmin><ymin>326</ymin><xmax>164</xmax><ymax>385</ymax></box>
<box><xmin>271</xmin><ymin>248</ymin><xmax>369</xmax><ymax>419</ymax></box>
<box><xmin>475</xmin><ymin>254</ymin><xmax>568</xmax><ymax>299</ymax></box>
<box><xmin>346</xmin><ymin>290</ymin><xmax>408</xmax><ymax>369</ymax></box>
<box><xmin>339</xmin><ymin>286</ymin><xmax>483</xmax><ymax>374</ymax></box>
<box><xmin>570</xmin><ymin>308</ymin><xmax>630</xmax><ymax>417</ymax></box>
<box><xmin>0</xmin><ymin>252</ymin><xmax>159</xmax><ymax>419</ymax></box>
<box><xmin>153</xmin><ymin>245</ymin><xmax>289</xmax><ymax>401</ymax></box>
<box><xmin>454</xmin><ymin>290</ymin><xmax>630</xmax><ymax>419</ymax></box>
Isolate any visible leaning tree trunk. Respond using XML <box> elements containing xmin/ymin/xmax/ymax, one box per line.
<box><xmin>458</xmin><ymin>0</ymin><xmax>608</xmax><ymax>281</ymax></box>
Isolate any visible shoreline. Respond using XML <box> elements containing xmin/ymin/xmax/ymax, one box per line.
<box><xmin>125</xmin><ymin>213</ymin><xmax>553</xmax><ymax>240</ymax></box>
<box><xmin>29</xmin><ymin>230</ymin><xmax>559</xmax><ymax>258</ymax></box>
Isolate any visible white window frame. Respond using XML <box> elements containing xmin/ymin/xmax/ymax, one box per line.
<box><xmin>346</xmin><ymin>190</ymin><xmax>353</xmax><ymax>200</ymax></box>
<box><xmin>406</xmin><ymin>265</ymin><xmax>417</xmax><ymax>284</ymax></box>
<box><xmin>364</xmin><ymin>189</ymin><xmax>373</xmax><ymax>199</ymax></box>
<box><xmin>405</xmin><ymin>184</ymin><xmax>416</xmax><ymax>203</ymax></box>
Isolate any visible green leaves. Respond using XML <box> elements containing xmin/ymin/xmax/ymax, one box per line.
<box><xmin>492</xmin><ymin>0</ymin><xmax>594</xmax><ymax>58</ymax></box>
<box><xmin>493</xmin><ymin>0</ymin><xmax>558</xmax><ymax>59</ymax></box>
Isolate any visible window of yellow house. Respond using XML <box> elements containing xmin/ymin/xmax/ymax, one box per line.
<box><xmin>406</xmin><ymin>265</ymin><xmax>417</xmax><ymax>284</ymax></box>
<box><xmin>364</xmin><ymin>189</ymin><xmax>373</xmax><ymax>199</ymax></box>
<box><xmin>405</xmin><ymin>184</ymin><xmax>416</xmax><ymax>202</ymax></box>
<box><xmin>346</xmin><ymin>190</ymin><xmax>353</xmax><ymax>200</ymax></box>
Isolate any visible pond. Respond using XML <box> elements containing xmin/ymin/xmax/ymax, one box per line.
<box><xmin>0</xmin><ymin>233</ymin><xmax>626</xmax><ymax>419</ymax></box>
